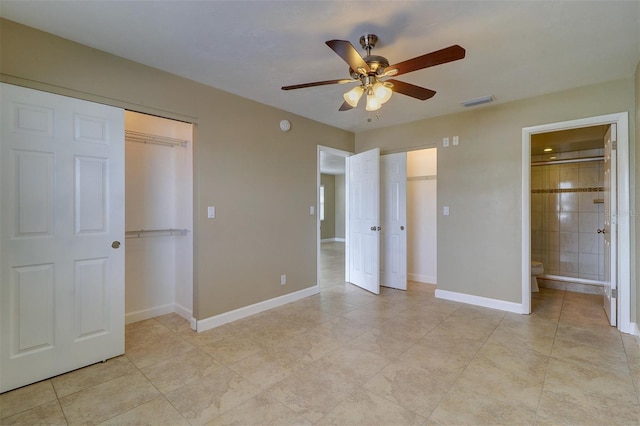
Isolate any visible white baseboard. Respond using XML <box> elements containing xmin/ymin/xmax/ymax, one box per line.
<box><xmin>408</xmin><ymin>273</ymin><xmax>437</xmax><ymax>284</ymax></box>
<box><xmin>125</xmin><ymin>303</ymin><xmax>193</xmax><ymax>325</ymax></box>
<box><xmin>196</xmin><ymin>286</ymin><xmax>320</xmax><ymax>332</ymax></box>
<box><xmin>435</xmin><ymin>289</ymin><xmax>525</xmax><ymax>314</ymax></box>
<box><xmin>631</xmin><ymin>322</ymin><xmax>640</xmax><ymax>337</ymax></box>
<box><xmin>321</xmin><ymin>238</ymin><xmax>345</xmax><ymax>243</ymax></box>
<box><xmin>173</xmin><ymin>303</ymin><xmax>192</xmax><ymax>321</ymax></box>
<box><xmin>125</xmin><ymin>304</ymin><xmax>174</xmax><ymax>325</ymax></box>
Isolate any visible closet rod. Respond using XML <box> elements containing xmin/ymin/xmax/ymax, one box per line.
<box><xmin>531</xmin><ymin>156</ymin><xmax>603</xmax><ymax>167</ymax></box>
<box><xmin>125</xmin><ymin>130</ymin><xmax>188</xmax><ymax>148</ymax></box>
<box><xmin>125</xmin><ymin>228</ymin><xmax>189</xmax><ymax>239</ymax></box>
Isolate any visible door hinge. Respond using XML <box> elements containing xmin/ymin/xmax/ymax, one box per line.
<box><xmin>611</xmin><ymin>140</ymin><xmax>617</xmax><ymax>151</ymax></box>
<box><xmin>611</xmin><ymin>288</ymin><xmax>617</xmax><ymax>299</ymax></box>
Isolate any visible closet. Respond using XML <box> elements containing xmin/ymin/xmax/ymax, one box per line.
<box><xmin>124</xmin><ymin>111</ymin><xmax>193</xmax><ymax>324</ymax></box>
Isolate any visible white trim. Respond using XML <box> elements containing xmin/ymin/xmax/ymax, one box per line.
<box><xmin>195</xmin><ymin>285</ymin><xmax>320</xmax><ymax>332</ymax></box>
<box><xmin>124</xmin><ymin>303</ymin><xmax>193</xmax><ymax>325</ymax></box>
<box><xmin>125</xmin><ymin>304</ymin><xmax>174</xmax><ymax>325</ymax></box>
<box><xmin>435</xmin><ymin>289</ymin><xmax>524</xmax><ymax>314</ymax></box>
<box><xmin>408</xmin><ymin>273</ymin><xmax>437</xmax><ymax>284</ymax></box>
<box><xmin>173</xmin><ymin>303</ymin><xmax>192</xmax><ymax>321</ymax></box>
<box><xmin>522</xmin><ymin>112</ymin><xmax>631</xmax><ymax>333</ymax></box>
<box><xmin>630</xmin><ymin>323</ymin><xmax>640</xmax><ymax>338</ymax></box>
<box><xmin>321</xmin><ymin>238</ymin><xmax>346</xmax><ymax>243</ymax></box>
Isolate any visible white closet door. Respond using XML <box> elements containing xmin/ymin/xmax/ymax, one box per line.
<box><xmin>0</xmin><ymin>83</ymin><xmax>125</xmax><ymax>392</ymax></box>
<box><xmin>381</xmin><ymin>153</ymin><xmax>407</xmax><ymax>290</ymax></box>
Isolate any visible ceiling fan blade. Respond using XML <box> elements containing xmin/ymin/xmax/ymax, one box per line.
<box><xmin>387</xmin><ymin>45</ymin><xmax>465</xmax><ymax>77</ymax></box>
<box><xmin>338</xmin><ymin>101</ymin><xmax>353</xmax><ymax>111</ymax></box>
<box><xmin>387</xmin><ymin>79</ymin><xmax>436</xmax><ymax>100</ymax></box>
<box><xmin>326</xmin><ymin>40</ymin><xmax>371</xmax><ymax>75</ymax></box>
<box><xmin>281</xmin><ymin>79</ymin><xmax>354</xmax><ymax>90</ymax></box>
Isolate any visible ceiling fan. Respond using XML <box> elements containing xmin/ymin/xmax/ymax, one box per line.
<box><xmin>282</xmin><ymin>34</ymin><xmax>465</xmax><ymax>112</ymax></box>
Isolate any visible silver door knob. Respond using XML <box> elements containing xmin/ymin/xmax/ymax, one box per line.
<box><xmin>112</xmin><ymin>241</ymin><xmax>121</xmax><ymax>249</ymax></box>
<box><xmin>597</xmin><ymin>228</ymin><xmax>606</xmax><ymax>234</ymax></box>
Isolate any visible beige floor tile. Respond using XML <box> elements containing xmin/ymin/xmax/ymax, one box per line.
<box><xmin>164</xmin><ymin>367</ymin><xmax>261</xmax><ymax>425</ymax></box>
<box><xmin>536</xmin><ymin>388</ymin><xmax>640</xmax><ymax>426</ymax></box>
<box><xmin>451</xmin><ymin>355</ymin><xmax>546</xmax><ymax>411</ymax></box>
<box><xmin>140</xmin><ymin>348</ymin><xmax>223</xmax><ymax>394</ymax></box>
<box><xmin>312</xmin><ymin>317</ymin><xmax>372</xmax><ymax>343</ymax></box>
<box><xmin>0</xmin><ymin>380</ymin><xmax>57</xmax><ymax>419</ymax></box>
<box><xmin>51</xmin><ymin>356</ymin><xmax>138</xmax><ymax>398</ymax></box>
<box><xmin>59</xmin><ymin>372</ymin><xmax>161</xmax><ymax>425</ymax></box>
<box><xmin>551</xmin><ymin>337</ymin><xmax>630</xmax><ymax>375</ymax></box>
<box><xmin>200</xmin><ymin>332</ymin><xmax>266</xmax><ymax>365</ymax></box>
<box><xmin>98</xmin><ymin>397</ymin><xmax>189</xmax><ymax>425</ymax></box>
<box><xmin>363</xmin><ymin>361</ymin><xmax>458</xmax><ymax>418</ymax></box>
<box><xmin>313</xmin><ymin>346</ymin><xmax>390</xmax><ymax>386</ymax></box>
<box><xmin>267</xmin><ymin>368</ymin><xmax>357</xmax><ymax>423</ymax></box>
<box><xmin>349</xmin><ymin>327</ymin><xmax>419</xmax><ymax>359</ymax></box>
<box><xmin>544</xmin><ymin>357</ymin><xmax>637</xmax><ymax>404</ymax></box>
<box><xmin>400</xmin><ymin>332</ymin><xmax>480</xmax><ymax>373</ymax></box>
<box><xmin>555</xmin><ymin>322</ymin><xmax>624</xmax><ymax>348</ymax></box>
<box><xmin>0</xmin><ymin>399</ymin><xmax>66</xmax><ymax>425</ymax></box>
<box><xmin>206</xmin><ymin>393</ymin><xmax>312</xmax><ymax>426</ymax></box>
<box><xmin>180</xmin><ymin>323</ymin><xmax>242</xmax><ymax>347</ymax></box>
<box><xmin>427</xmin><ymin>386</ymin><xmax>537</xmax><ymax>425</ymax></box>
<box><xmin>278</xmin><ymin>330</ymin><xmax>343</xmax><ymax>363</ymax></box>
<box><xmin>153</xmin><ymin>313</ymin><xmax>191</xmax><ymax>332</ymax></box>
<box><xmin>227</xmin><ymin>347</ymin><xmax>303</xmax><ymax>389</ymax></box>
<box><xmin>317</xmin><ymin>389</ymin><xmax>425</xmax><ymax>426</ymax></box>
<box><xmin>124</xmin><ymin>319</ymin><xmax>172</xmax><ymax>351</ymax></box>
<box><xmin>125</xmin><ymin>333</ymin><xmax>196</xmax><ymax>369</ymax></box>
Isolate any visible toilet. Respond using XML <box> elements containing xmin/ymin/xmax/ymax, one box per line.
<box><xmin>531</xmin><ymin>261</ymin><xmax>543</xmax><ymax>292</ymax></box>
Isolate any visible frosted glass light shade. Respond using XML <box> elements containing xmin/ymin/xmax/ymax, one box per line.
<box><xmin>343</xmin><ymin>86</ymin><xmax>365</xmax><ymax>107</ymax></box>
<box><xmin>373</xmin><ymin>82</ymin><xmax>392</xmax><ymax>104</ymax></box>
<box><xmin>365</xmin><ymin>93</ymin><xmax>381</xmax><ymax>111</ymax></box>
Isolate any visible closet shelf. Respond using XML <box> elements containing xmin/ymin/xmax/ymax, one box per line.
<box><xmin>125</xmin><ymin>228</ymin><xmax>189</xmax><ymax>239</ymax></box>
<box><xmin>125</xmin><ymin>130</ymin><xmax>188</xmax><ymax>148</ymax></box>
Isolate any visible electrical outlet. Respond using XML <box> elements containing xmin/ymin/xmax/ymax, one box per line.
<box><xmin>280</xmin><ymin>274</ymin><xmax>286</xmax><ymax>285</ymax></box>
<box><xmin>443</xmin><ymin>137</ymin><xmax>449</xmax><ymax>147</ymax></box>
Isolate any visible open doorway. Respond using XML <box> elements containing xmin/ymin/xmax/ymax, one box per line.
<box><xmin>318</xmin><ymin>147</ymin><xmax>349</xmax><ymax>287</ymax></box>
<box><xmin>522</xmin><ymin>113</ymin><xmax>631</xmax><ymax>333</ymax></box>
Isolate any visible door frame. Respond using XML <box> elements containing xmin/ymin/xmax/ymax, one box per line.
<box><xmin>521</xmin><ymin>112</ymin><xmax>631</xmax><ymax>333</ymax></box>
<box><xmin>317</xmin><ymin>145</ymin><xmax>352</xmax><ymax>285</ymax></box>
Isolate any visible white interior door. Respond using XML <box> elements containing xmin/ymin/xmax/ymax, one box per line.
<box><xmin>603</xmin><ymin>124</ymin><xmax>617</xmax><ymax>326</ymax></box>
<box><xmin>381</xmin><ymin>153</ymin><xmax>407</xmax><ymax>290</ymax></box>
<box><xmin>347</xmin><ymin>148</ymin><xmax>380</xmax><ymax>294</ymax></box>
<box><xmin>0</xmin><ymin>83</ymin><xmax>125</xmax><ymax>392</ymax></box>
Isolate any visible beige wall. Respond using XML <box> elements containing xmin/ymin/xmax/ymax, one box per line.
<box><xmin>0</xmin><ymin>19</ymin><xmax>355</xmax><ymax>319</ymax></box>
<box><xmin>357</xmin><ymin>79</ymin><xmax>636</xmax><ymax>307</ymax></box>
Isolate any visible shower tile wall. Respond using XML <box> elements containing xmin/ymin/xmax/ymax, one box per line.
<box><xmin>531</xmin><ymin>149</ymin><xmax>605</xmax><ymax>281</ymax></box>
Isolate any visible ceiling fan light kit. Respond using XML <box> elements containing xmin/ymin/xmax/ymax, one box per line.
<box><xmin>282</xmin><ymin>34</ymin><xmax>466</xmax><ymax>117</ymax></box>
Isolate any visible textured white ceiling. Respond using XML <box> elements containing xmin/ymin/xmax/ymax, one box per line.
<box><xmin>1</xmin><ymin>1</ymin><xmax>639</xmax><ymax>133</ymax></box>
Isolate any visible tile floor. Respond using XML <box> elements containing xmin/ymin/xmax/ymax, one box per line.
<box><xmin>1</xmin><ymin>242</ymin><xmax>639</xmax><ymax>425</ymax></box>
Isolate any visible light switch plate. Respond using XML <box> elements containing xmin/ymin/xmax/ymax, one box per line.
<box><xmin>443</xmin><ymin>206</ymin><xmax>450</xmax><ymax>216</ymax></box>
<box><xmin>310</xmin><ymin>206</ymin><xmax>315</xmax><ymax>215</ymax></box>
<box><xmin>207</xmin><ymin>206</ymin><xmax>215</xmax><ymax>219</ymax></box>
<box><xmin>443</xmin><ymin>137</ymin><xmax>449</xmax><ymax>147</ymax></box>
<box><xmin>453</xmin><ymin>136</ymin><xmax>459</xmax><ymax>146</ymax></box>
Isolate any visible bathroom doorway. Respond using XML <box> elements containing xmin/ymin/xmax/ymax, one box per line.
<box><xmin>522</xmin><ymin>113</ymin><xmax>631</xmax><ymax>333</ymax></box>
